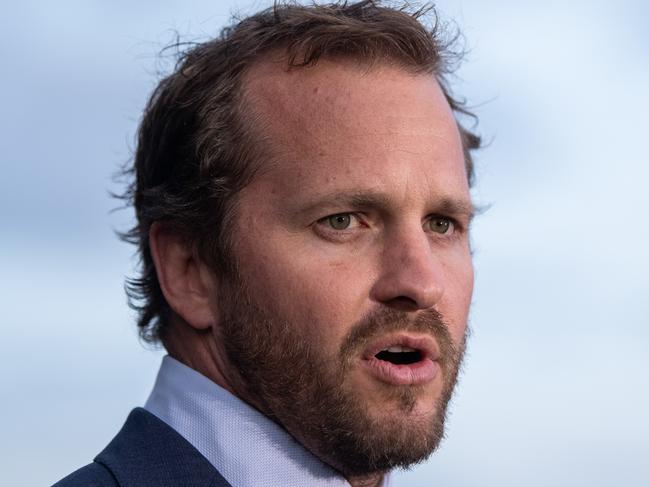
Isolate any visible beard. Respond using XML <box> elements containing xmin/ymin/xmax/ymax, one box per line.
<box><xmin>217</xmin><ymin>273</ymin><xmax>467</xmax><ymax>477</ymax></box>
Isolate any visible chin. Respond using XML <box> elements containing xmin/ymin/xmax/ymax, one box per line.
<box><xmin>355</xmin><ymin>368</ymin><xmax>444</xmax><ymax>414</ymax></box>
<box><xmin>311</xmin><ymin>377</ymin><xmax>450</xmax><ymax>476</ymax></box>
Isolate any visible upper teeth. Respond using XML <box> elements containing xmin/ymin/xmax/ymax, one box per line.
<box><xmin>384</xmin><ymin>345</ymin><xmax>416</xmax><ymax>353</ymax></box>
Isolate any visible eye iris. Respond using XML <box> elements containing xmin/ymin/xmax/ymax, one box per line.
<box><xmin>329</xmin><ymin>214</ymin><xmax>351</xmax><ymax>230</ymax></box>
<box><xmin>430</xmin><ymin>218</ymin><xmax>450</xmax><ymax>234</ymax></box>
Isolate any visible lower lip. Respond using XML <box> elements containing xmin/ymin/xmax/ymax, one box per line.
<box><xmin>361</xmin><ymin>356</ymin><xmax>440</xmax><ymax>386</ymax></box>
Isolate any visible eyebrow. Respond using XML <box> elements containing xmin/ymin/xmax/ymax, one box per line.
<box><xmin>294</xmin><ymin>190</ymin><xmax>476</xmax><ymax>221</ymax></box>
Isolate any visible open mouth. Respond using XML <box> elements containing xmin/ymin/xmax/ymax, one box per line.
<box><xmin>375</xmin><ymin>345</ymin><xmax>423</xmax><ymax>365</ymax></box>
<box><xmin>362</xmin><ymin>335</ymin><xmax>440</xmax><ymax>386</ymax></box>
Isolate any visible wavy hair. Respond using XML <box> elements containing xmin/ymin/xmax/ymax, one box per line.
<box><xmin>118</xmin><ymin>0</ymin><xmax>481</xmax><ymax>345</ymax></box>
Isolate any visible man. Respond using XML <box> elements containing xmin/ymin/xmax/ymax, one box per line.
<box><xmin>55</xmin><ymin>1</ymin><xmax>480</xmax><ymax>486</ymax></box>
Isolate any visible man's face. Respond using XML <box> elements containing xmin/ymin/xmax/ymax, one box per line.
<box><xmin>214</xmin><ymin>60</ymin><xmax>474</xmax><ymax>476</ymax></box>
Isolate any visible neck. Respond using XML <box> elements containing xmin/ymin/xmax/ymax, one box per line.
<box><xmin>162</xmin><ymin>317</ymin><xmax>239</xmax><ymax>395</ymax></box>
<box><xmin>347</xmin><ymin>473</ymin><xmax>384</xmax><ymax>487</ymax></box>
<box><xmin>164</xmin><ymin>318</ymin><xmax>388</xmax><ymax>487</ymax></box>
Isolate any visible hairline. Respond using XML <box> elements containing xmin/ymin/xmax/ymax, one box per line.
<box><xmin>208</xmin><ymin>53</ymin><xmax>472</xmax><ymax>275</ymax></box>
<box><xmin>234</xmin><ymin>51</ymin><xmax>470</xmax><ymax>183</ymax></box>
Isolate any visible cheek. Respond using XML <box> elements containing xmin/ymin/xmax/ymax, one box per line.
<box><xmin>235</xmin><ymin>234</ymin><xmax>373</xmax><ymax>342</ymax></box>
<box><xmin>439</xmin><ymin>252</ymin><xmax>474</xmax><ymax>344</ymax></box>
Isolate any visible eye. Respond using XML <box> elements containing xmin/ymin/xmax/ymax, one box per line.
<box><xmin>326</xmin><ymin>213</ymin><xmax>353</xmax><ymax>230</ymax></box>
<box><xmin>427</xmin><ymin>216</ymin><xmax>453</xmax><ymax>234</ymax></box>
<box><xmin>313</xmin><ymin>213</ymin><xmax>365</xmax><ymax>242</ymax></box>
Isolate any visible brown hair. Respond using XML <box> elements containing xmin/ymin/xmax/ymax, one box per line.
<box><xmin>119</xmin><ymin>0</ymin><xmax>481</xmax><ymax>345</ymax></box>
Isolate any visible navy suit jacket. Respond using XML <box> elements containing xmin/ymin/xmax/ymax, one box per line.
<box><xmin>53</xmin><ymin>408</ymin><xmax>232</xmax><ymax>487</ymax></box>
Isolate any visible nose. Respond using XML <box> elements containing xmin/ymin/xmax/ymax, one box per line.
<box><xmin>370</xmin><ymin>227</ymin><xmax>444</xmax><ymax>311</ymax></box>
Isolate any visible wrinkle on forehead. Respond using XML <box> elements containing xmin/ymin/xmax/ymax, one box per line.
<box><xmin>236</xmin><ymin>57</ymin><xmax>470</xmax><ymax>217</ymax></box>
<box><xmin>239</xmin><ymin>57</ymin><xmax>462</xmax><ymax>160</ymax></box>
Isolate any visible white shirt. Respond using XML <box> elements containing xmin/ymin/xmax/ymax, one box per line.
<box><xmin>145</xmin><ymin>356</ymin><xmax>390</xmax><ymax>487</ymax></box>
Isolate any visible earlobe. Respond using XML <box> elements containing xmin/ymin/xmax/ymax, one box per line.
<box><xmin>149</xmin><ymin>222</ymin><xmax>216</xmax><ymax>330</ymax></box>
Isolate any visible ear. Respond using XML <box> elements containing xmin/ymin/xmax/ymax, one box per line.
<box><xmin>149</xmin><ymin>222</ymin><xmax>216</xmax><ymax>330</ymax></box>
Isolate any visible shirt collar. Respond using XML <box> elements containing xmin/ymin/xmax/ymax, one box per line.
<box><xmin>144</xmin><ymin>355</ymin><xmax>352</xmax><ymax>487</ymax></box>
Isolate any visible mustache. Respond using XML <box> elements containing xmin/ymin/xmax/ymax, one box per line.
<box><xmin>339</xmin><ymin>307</ymin><xmax>459</xmax><ymax>370</ymax></box>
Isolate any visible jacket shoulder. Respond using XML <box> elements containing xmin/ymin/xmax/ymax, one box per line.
<box><xmin>54</xmin><ymin>408</ymin><xmax>231</xmax><ymax>487</ymax></box>
<box><xmin>52</xmin><ymin>461</ymin><xmax>117</xmax><ymax>487</ymax></box>
<box><xmin>96</xmin><ymin>408</ymin><xmax>231</xmax><ymax>486</ymax></box>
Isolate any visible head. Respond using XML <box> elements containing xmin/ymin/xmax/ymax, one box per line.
<box><xmin>121</xmin><ymin>0</ymin><xmax>480</xmax><ymax>481</ymax></box>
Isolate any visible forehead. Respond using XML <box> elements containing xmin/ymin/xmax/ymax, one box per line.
<box><xmin>239</xmin><ymin>58</ymin><xmax>468</xmax><ymax>205</ymax></box>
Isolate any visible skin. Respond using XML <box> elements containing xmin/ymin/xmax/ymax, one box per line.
<box><xmin>150</xmin><ymin>59</ymin><xmax>474</xmax><ymax>487</ymax></box>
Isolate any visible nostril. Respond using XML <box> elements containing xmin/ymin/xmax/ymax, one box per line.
<box><xmin>384</xmin><ymin>296</ymin><xmax>420</xmax><ymax>312</ymax></box>
<box><xmin>370</xmin><ymin>259</ymin><xmax>444</xmax><ymax>311</ymax></box>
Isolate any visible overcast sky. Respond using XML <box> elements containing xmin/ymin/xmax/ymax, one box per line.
<box><xmin>1</xmin><ymin>1</ymin><xmax>648</xmax><ymax>486</ymax></box>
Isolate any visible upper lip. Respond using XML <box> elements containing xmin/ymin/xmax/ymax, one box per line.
<box><xmin>362</xmin><ymin>333</ymin><xmax>440</xmax><ymax>362</ymax></box>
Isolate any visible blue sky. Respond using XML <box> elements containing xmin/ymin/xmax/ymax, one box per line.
<box><xmin>1</xmin><ymin>1</ymin><xmax>648</xmax><ymax>485</ymax></box>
